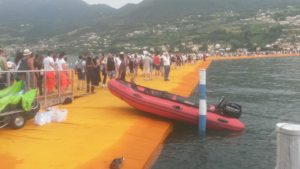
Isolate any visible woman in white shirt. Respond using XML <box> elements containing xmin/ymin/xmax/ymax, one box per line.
<box><xmin>56</xmin><ymin>52</ymin><xmax>69</xmax><ymax>91</ymax></box>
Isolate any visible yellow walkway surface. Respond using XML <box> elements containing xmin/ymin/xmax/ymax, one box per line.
<box><xmin>0</xmin><ymin>60</ymin><xmax>212</xmax><ymax>169</ymax></box>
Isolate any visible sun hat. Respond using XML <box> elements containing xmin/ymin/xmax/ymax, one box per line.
<box><xmin>23</xmin><ymin>49</ymin><xmax>32</xmax><ymax>56</ymax></box>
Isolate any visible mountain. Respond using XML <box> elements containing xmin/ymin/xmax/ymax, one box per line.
<box><xmin>0</xmin><ymin>0</ymin><xmax>116</xmax><ymax>38</ymax></box>
<box><xmin>114</xmin><ymin>0</ymin><xmax>299</xmax><ymax>23</ymax></box>
<box><xmin>1</xmin><ymin>0</ymin><xmax>300</xmax><ymax>48</ymax></box>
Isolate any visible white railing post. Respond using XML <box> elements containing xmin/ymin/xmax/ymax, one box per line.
<box><xmin>44</xmin><ymin>70</ymin><xmax>47</xmax><ymax>107</ymax></box>
<box><xmin>199</xmin><ymin>69</ymin><xmax>207</xmax><ymax>136</ymax></box>
<box><xmin>276</xmin><ymin>123</ymin><xmax>300</xmax><ymax>169</ymax></box>
<box><xmin>58</xmin><ymin>71</ymin><xmax>61</xmax><ymax>103</ymax></box>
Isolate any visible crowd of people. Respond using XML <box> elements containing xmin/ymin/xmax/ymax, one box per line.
<box><xmin>73</xmin><ymin>50</ymin><xmax>205</xmax><ymax>93</ymax></box>
<box><xmin>0</xmin><ymin>48</ymin><xmax>206</xmax><ymax>95</ymax></box>
<box><xmin>0</xmin><ymin>48</ymin><xmax>70</xmax><ymax>95</ymax></box>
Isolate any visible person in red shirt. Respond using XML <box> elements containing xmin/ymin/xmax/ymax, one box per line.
<box><xmin>153</xmin><ymin>51</ymin><xmax>161</xmax><ymax>78</ymax></box>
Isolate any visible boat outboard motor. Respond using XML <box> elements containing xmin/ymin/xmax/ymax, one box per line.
<box><xmin>222</xmin><ymin>103</ymin><xmax>242</xmax><ymax>118</ymax></box>
<box><xmin>216</xmin><ymin>96</ymin><xmax>242</xmax><ymax>118</ymax></box>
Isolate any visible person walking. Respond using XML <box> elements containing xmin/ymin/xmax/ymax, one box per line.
<box><xmin>106</xmin><ymin>53</ymin><xmax>117</xmax><ymax>80</ymax></box>
<box><xmin>93</xmin><ymin>57</ymin><xmax>101</xmax><ymax>87</ymax></box>
<box><xmin>162</xmin><ymin>52</ymin><xmax>171</xmax><ymax>81</ymax></box>
<box><xmin>27</xmin><ymin>51</ymin><xmax>36</xmax><ymax>89</ymax></box>
<box><xmin>56</xmin><ymin>52</ymin><xmax>69</xmax><ymax>92</ymax></box>
<box><xmin>143</xmin><ymin>51</ymin><xmax>152</xmax><ymax>80</ymax></box>
<box><xmin>118</xmin><ymin>52</ymin><xmax>126</xmax><ymax>81</ymax></box>
<box><xmin>153</xmin><ymin>52</ymin><xmax>161</xmax><ymax>78</ymax></box>
<box><xmin>43</xmin><ymin>51</ymin><xmax>56</xmax><ymax>94</ymax></box>
<box><xmin>74</xmin><ymin>55</ymin><xmax>86</xmax><ymax>90</ymax></box>
<box><xmin>34</xmin><ymin>54</ymin><xmax>44</xmax><ymax>96</ymax></box>
<box><xmin>100</xmin><ymin>55</ymin><xmax>108</xmax><ymax>87</ymax></box>
<box><xmin>15</xmin><ymin>49</ymin><xmax>32</xmax><ymax>91</ymax></box>
<box><xmin>85</xmin><ymin>56</ymin><xmax>97</xmax><ymax>93</ymax></box>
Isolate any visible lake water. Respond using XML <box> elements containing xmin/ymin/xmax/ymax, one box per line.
<box><xmin>153</xmin><ymin>57</ymin><xmax>300</xmax><ymax>169</ymax></box>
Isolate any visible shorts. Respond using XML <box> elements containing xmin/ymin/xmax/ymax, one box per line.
<box><xmin>143</xmin><ymin>65</ymin><xmax>150</xmax><ymax>74</ymax></box>
<box><xmin>108</xmin><ymin>71</ymin><xmax>116</xmax><ymax>78</ymax></box>
<box><xmin>77</xmin><ymin>71</ymin><xmax>85</xmax><ymax>80</ymax></box>
<box><xmin>154</xmin><ymin>65</ymin><xmax>160</xmax><ymax>70</ymax></box>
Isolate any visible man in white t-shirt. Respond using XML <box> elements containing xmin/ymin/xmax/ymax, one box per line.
<box><xmin>43</xmin><ymin>51</ymin><xmax>55</xmax><ymax>71</ymax></box>
<box><xmin>162</xmin><ymin>52</ymin><xmax>171</xmax><ymax>81</ymax></box>
<box><xmin>143</xmin><ymin>51</ymin><xmax>152</xmax><ymax>80</ymax></box>
<box><xmin>43</xmin><ymin>51</ymin><xmax>56</xmax><ymax>93</ymax></box>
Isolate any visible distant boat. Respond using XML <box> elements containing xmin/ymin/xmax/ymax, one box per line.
<box><xmin>108</xmin><ymin>79</ymin><xmax>245</xmax><ymax>132</ymax></box>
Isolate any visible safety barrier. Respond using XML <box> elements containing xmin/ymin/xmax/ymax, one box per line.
<box><xmin>0</xmin><ymin>69</ymin><xmax>74</xmax><ymax>108</ymax></box>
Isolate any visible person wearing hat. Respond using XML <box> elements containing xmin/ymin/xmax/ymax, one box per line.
<box><xmin>27</xmin><ymin>49</ymin><xmax>36</xmax><ymax>89</ymax></box>
<box><xmin>13</xmin><ymin>49</ymin><xmax>32</xmax><ymax>91</ymax></box>
<box><xmin>0</xmin><ymin>49</ymin><xmax>8</xmax><ymax>89</ymax></box>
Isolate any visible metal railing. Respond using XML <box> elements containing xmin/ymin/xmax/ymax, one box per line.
<box><xmin>0</xmin><ymin>69</ymin><xmax>74</xmax><ymax>108</ymax></box>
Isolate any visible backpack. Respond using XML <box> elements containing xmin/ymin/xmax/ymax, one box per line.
<box><xmin>75</xmin><ymin>59</ymin><xmax>84</xmax><ymax>72</ymax></box>
<box><xmin>18</xmin><ymin>58</ymin><xmax>28</xmax><ymax>71</ymax></box>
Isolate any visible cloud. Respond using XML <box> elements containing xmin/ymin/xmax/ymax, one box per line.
<box><xmin>83</xmin><ymin>0</ymin><xmax>143</xmax><ymax>8</ymax></box>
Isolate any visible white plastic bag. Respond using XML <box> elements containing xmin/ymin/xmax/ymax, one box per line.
<box><xmin>35</xmin><ymin>107</ymin><xmax>68</xmax><ymax>126</ymax></box>
<box><xmin>52</xmin><ymin>109</ymin><xmax>68</xmax><ymax>122</ymax></box>
<box><xmin>34</xmin><ymin>111</ymin><xmax>51</xmax><ymax>126</ymax></box>
<box><xmin>44</xmin><ymin>110</ymin><xmax>54</xmax><ymax>123</ymax></box>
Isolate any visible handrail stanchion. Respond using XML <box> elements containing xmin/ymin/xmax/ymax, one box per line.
<box><xmin>26</xmin><ymin>71</ymin><xmax>30</xmax><ymax>90</ymax></box>
<box><xmin>7</xmin><ymin>72</ymin><xmax>11</xmax><ymax>86</ymax></box>
<box><xmin>44</xmin><ymin>70</ymin><xmax>47</xmax><ymax>108</ymax></box>
<box><xmin>71</xmin><ymin>70</ymin><xmax>74</xmax><ymax>100</ymax></box>
<box><xmin>199</xmin><ymin>69</ymin><xmax>207</xmax><ymax>136</ymax></box>
<box><xmin>58</xmin><ymin>71</ymin><xmax>61</xmax><ymax>104</ymax></box>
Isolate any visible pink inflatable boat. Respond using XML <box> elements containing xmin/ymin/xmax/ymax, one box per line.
<box><xmin>108</xmin><ymin>79</ymin><xmax>245</xmax><ymax>132</ymax></box>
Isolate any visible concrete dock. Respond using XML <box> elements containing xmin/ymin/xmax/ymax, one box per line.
<box><xmin>0</xmin><ymin>54</ymin><xmax>298</xmax><ymax>169</ymax></box>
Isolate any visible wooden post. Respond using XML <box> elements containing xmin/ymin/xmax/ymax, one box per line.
<box><xmin>276</xmin><ymin>123</ymin><xmax>300</xmax><ymax>169</ymax></box>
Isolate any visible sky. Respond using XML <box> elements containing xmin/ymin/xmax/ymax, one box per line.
<box><xmin>83</xmin><ymin>0</ymin><xmax>144</xmax><ymax>9</ymax></box>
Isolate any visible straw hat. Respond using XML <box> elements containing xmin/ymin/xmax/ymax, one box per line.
<box><xmin>23</xmin><ymin>49</ymin><xmax>32</xmax><ymax>56</ymax></box>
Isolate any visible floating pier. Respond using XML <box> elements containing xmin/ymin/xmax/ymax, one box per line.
<box><xmin>0</xmin><ymin>54</ymin><xmax>298</xmax><ymax>169</ymax></box>
<box><xmin>0</xmin><ymin>60</ymin><xmax>212</xmax><ymax>169</ymax></box>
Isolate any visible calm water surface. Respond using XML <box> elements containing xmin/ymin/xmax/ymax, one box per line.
<box><xmin>153</xmin><ymin>57</ymin><xmax>300</xmax><ymax>169</ymax></box>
